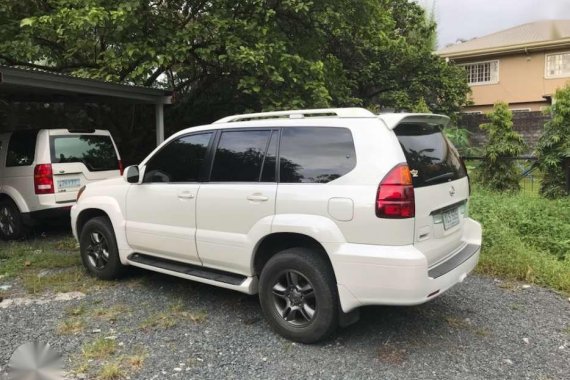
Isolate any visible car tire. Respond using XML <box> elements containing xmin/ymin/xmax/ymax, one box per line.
<box><xmin>79</xmin><ymin>216</ymin><xmax>125</xmax><ymax>280</ymax></box>
<box><xmin>0</xmin><ymin>199</ymin><xmax>26</xmax><ymax>241</ymax></box>
<box><xmin>258</xmin><ymin>247</ymin><xmax>339</xmax><ymax>344</ymax></box>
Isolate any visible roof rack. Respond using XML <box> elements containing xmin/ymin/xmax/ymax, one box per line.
<box><xmin>213</xmin><ymin>107</ymin><xmax>375</xmax><ymax>124</ymax></box>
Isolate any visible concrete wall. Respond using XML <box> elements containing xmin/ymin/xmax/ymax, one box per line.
<box><xmin>458</xmin><ymin>111</ymin><xmax>550</xmax><ymax>152</ymax></box>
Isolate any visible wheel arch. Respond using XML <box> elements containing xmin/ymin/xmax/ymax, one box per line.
<box><xmin>252</xmin><ymin>232</ymin><xmax>337</xmax><ymax>283</ymax></box>
<box><xmin>0</xmin><ymin>187</ymin><xmax>29</xmax><ymax>213</ymax></box>
<box><xmin>76</xmin><ymin>208</ymin><xmax>111</xmax><ymax>237</ymax></box>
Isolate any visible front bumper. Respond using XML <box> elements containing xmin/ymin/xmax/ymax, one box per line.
<box><xmin>330</xmin><ymin>218</ymin><xmax>482</xmax><ymax>312</ymax></box>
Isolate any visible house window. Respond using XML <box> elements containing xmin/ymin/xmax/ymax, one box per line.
<box><xmin>462</xmin><ymin>60</ymin><xmax>499</xmax><ymax>85</ymax></box>
<box><xmin>545</xmin><ymin>52</ymin><xmax>570</xmax><ymax>78</ymax></box>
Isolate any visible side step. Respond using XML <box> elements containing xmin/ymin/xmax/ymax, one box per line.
<box><xmin>128</xmin><ymin>253</ymin><xmax>247</xmax><ymax>286</ymax></box>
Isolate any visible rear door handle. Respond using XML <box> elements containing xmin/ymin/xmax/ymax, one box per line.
<box><xmin>247</xmin><ymin>194</ymin><xmax>269</xmax><ymax>202</ymax></box>
<box><xmin>178</xmin><ymin>191</ymin><xmax>195</xmax><ymax>199</ymax></box>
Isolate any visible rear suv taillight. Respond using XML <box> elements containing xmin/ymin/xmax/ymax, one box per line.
<box><xmin>376</xmin><ymin>163</ymin><xmax>415</xmax><ymax>218</ymax></box>
<box><xmin>34</xmin><ymin>164</ymin><xmax>54</xmax><ymax>194</ymax></box>
<box><xmin>118</xmin><ymin>160</ymin><xmax>124</xmax><ymax>175</ymax></box>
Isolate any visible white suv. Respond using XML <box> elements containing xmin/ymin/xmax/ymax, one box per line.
<box><xmin>71</xmin><ymin>108</ymin><xmax>482</xmax><ymax>343</ymax></box>
<box><xmin>0</xmin><ymin>129</ymin><xmax>122</xmax><ymax>240</ymax></box>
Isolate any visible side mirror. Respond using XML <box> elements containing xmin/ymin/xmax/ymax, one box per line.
<box><xmin>124</xmin><ymin>165</ymin><xmax>140</xmax><ymax>184</ymax></box>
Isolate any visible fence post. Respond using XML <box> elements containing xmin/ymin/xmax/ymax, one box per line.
<box><xmin>562</xmin><ymin>158</ymin><xmax>570</xmax><ymax>195</ymax></box>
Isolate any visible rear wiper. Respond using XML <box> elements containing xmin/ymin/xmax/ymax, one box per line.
<box><xmin>425</xmin><ymin>172</ymin><xmax>454</xmax><ymax>183</ymax></box>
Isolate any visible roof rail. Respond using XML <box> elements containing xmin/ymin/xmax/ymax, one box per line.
<box><xmin>213</xmin><ymin>107</ymin><xmax>375</xmax><ymax>124</ymax></box>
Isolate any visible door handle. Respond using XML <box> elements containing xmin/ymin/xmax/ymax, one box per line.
<box><xmin>177</xmin><ymin>192</ymin><xmax>195</xmax><ymax>199</ymax></box>
<box><xmin>247</xmin><ymin>194</ymin><xmax>269</xmax><ymax>202</ymax></box>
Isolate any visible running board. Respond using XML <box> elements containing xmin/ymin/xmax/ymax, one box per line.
<box><xmin>127</xmin><ymin>253</ymin><xmax>247</xmax><ymax>286</ymax></box>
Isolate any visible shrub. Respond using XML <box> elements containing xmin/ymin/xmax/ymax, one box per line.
<box><xmin>477</xmin><ymin>102</ymin><xmax>526</xmax><ymax>192</ymax></box>
<box><xmin>535</xmin><ymin>85</ymin><xmax>570</xmax><ymax>198</ymax></box>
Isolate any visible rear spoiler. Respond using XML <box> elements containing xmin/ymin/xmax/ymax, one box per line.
<box><xmin>378</xmin><ymin>114</ymin><xmax>451</xmax><ymax>130</ymax></box>
<box><xmin>67</xmin><ymin>128</ymin><xmax>96</xmax><ymax>133</ymax></box>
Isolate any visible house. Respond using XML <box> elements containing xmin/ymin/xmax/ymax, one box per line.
<box><xmin>438</xmin><ymin>20</ymin><xmax>570</xmax><ymax>113</ymax></box>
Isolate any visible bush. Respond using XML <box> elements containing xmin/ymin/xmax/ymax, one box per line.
<box><xmin>477</xmin><ymin>102</ymin><xmax>526</xmax><ymax>192</ymax></box>
<box><xmin>536</xmin><ymin>85</ymin><xmax>570</xmax><ymax>198</ymax></box>
<box><xmin>470</xmin><ymin>187</ymin><xmax>570</xmax><ymax>293</ymax></box>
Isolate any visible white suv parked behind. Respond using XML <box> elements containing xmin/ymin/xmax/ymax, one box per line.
<box><xmin>0</xmin><ymin>129</ymin><xmax>122</xmax><ymax>240</ymax></box>
<box><xmin>71</xmin><ymin>108</ymin><xmax>482</xmax><ymax>343</ymax></box>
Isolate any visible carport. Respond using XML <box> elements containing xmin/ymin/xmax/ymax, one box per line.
<box><xmin>0</xmin><ymin>65</ymin><xmax>172</xmax><ymax>144</ymax></box>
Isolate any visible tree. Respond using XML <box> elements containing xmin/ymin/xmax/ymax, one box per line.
<box><xmin>477</xmin><ymin>102</ymin><xmax>526</xmax><ymax>192</ymax></box>
<box><xmin>0</xmin><ymin>0</ymin><xmax>470</xmax><ymax>128</ymax></box>
<box><xmin>536</xmin><ymin>85</ymin><xmax>570</xmax><ymax>198</ymax></box>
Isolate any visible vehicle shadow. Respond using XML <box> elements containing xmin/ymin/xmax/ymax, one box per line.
<box><xmin>122</xmin><ymin>268</ymin><xmax>472</xmax><ymax>350</ymax></box>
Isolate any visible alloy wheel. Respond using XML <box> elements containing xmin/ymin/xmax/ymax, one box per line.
<box><xmin>86</xmin><ymin>232</ymin><xmax>110</xmax><ymax>270</ymax></box>
<box><xmin>271</xmin><ymin>270</ymin><xmax>317</xmax><ymax>327</ymax></box>
<box><xmin>0</xmin><ymin>206</ymin><xmax>16</xmax><ymax>237</ymax></box>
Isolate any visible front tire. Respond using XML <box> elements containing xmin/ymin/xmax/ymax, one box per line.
<box><xmin>259</xmin><ymin>247</ymin><xmax>339</xmax><ymax>343</ymax></box>
<box><xmin>0</xmin><ymin>199</ymin><xmax>25</xmax><ymax>241</ymax></box>
<box><xmin>79</xmin><ymin>216</ymin><xmax>125</xmax><ymax>280</ymax></box>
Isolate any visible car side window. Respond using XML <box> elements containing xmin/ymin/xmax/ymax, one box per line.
<box><xmin>279</xmin><ymin>127</ymin><xmax>356</xmax><ymax>183</ymax></box>
<box><xmin>6</xmin><ymin>130</ymin><xmax>38</xmax><ymax>167</ymax></box>
<box><xmin>143</xmin><ymin>133</ymin><xmax>213</xmax><ymax>183</ymax></box>
<box><xmin>210</xmin><ymin>130</ymin><xmax>272</xmax><ymax>182</ymax></box>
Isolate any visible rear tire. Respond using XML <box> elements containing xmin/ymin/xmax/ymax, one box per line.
<box><xmin>79</xmin><ymin>216</ymin><xmax>125</xmax><ymax>280</ymax></box>
<box><xmin>0</xmin><ymin>199</ymin><xmax>26</xmax><ymax>241</ymax></box>
<box><xmin>258</xmin><ymin>247</ymin><xmax>339</xmax><ymax>343</ymax></box>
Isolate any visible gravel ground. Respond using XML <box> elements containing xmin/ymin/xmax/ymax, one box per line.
<box><xmin>1</xmin><ymin>234</ymin><xmax>569</xmax><ymax>379</ymax></box>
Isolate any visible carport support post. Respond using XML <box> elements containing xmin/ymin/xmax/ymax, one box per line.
<box><xmin>155</xmin><ymin>103</ymin><xmax>165</xmax><ymax>145</ymax></box>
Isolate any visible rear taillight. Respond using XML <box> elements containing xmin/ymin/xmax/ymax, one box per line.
<box><xmin>34</xmin><ymin>164</ymin><xmax>54</xmax><ymax>195</ymax></box>
<box><xmin>376</xmin><ymin>163</ymin><xmax>415</xmax><ymax>218</ymax></box>
<box><xmin>118</xmin><ymin>160</ymin><xmax>124</xmax><ymax>175</ymax></box>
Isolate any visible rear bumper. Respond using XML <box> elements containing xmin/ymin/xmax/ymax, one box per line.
<box><xmin>21</xmin><ymin>205</ymin><xmax>73</xmax><ymax>226</ymax></box>
<box><xmin>330</xmin><ymin>218</ymin><xmax>482</xmax><ymax>312</ymax></box>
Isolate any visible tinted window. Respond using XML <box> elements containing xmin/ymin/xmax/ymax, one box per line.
<box><xmin>279</xmin><ymin>127</ymin><xmax>356</xmax><ymax>183</ymax></box>
<box><xmin>261</xmin><ymin>131</ymin><xmax>278</xmax><ymax>182</ymax></box>
<box><xmin>211</xmin><ymin>130</ymin><xmax>271</xmax><ymax>182</ymax></box>
<box><xmin>144</xmin><ymin>133</ymin><xmax>212</xmax><ymax>183</ymax></box>
<box><xmin>6</xmin><ymin>130</ymin><xmax>38</xmax><ymax>167</ymax></box>
<box><xmin>50</xmin><ymin>135</ymin><xmax>118</xmax><ymax>171</ymax></box>
<box><xmin>394</xmin><ymin>123</ymin><xmax>467</xmax><ymax>188</ymax></box>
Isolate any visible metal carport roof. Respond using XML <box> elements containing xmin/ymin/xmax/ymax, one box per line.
<box><xmin>0</xmin><ymin>65</ymin><xmax>172</xmax><ymax>144</ymax></box>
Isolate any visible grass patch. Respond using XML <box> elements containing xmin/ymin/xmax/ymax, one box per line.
<box><xmin>470</xmin><ymin>187</ymin><xmax>570</xmax><ymax>294</ymax></box>
<box><xmin>124</xmin><ymin>349</ymin><xmax>146</xmax><ymax>371</ymax></box>
<box><xmin>57</xmin><ymin>318</ymin><xmax>85</xmax><ymax>335</ymax></box>
<box><xmin>93</xmin><ymin>304</ymin><xmax>131</xmax><ymax>322</ymax></box>
<box><xmin>82</xmin><ymin>338</ymin><xmax>117</xmax><ymax>360</ymax></box>
<box><xmin>66</xmin><ymin>304</ymin><xmax>87</xmax><ymax>317</ymax></box>
<box><xmin>21</xmin><ymin>267</ymin><xmax>106</xmax><ymax>294</ymax></box>
<box><xmin>0</xmin><ymin>238</ymin><xmax>80</xmax><ymax>278</ymax></box>
<box><xmin>140</xmin><ymin>301</ymin><xmax>206</xmax><ymax>330</ymax></box>
<box><xmin>445</xmin><ymin>316</ymin><xmax>470</xmax><ymax>329</ymax></box>
<box><xmin>97</xmin><ymin>362</ymin><xmax>124</xmax><ymax>380</ymax></box>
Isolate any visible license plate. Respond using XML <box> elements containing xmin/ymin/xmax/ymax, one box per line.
<box><xmin>442</xmin><ymin>207</ymin><xmax>460</xmax><ymax>230</ymax></box>
<box><xmin>57</xmin><ymin>178</ymin><xmax>81</xmax><ymax>191</ymax></box>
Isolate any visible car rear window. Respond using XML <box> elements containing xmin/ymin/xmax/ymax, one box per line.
<box><xmin>50</xmin><ymin>135</ymin><xmax>118</xmax><ymax>172</ymax></box>
<box><xmin>394</xmin><ymin>123</ymin><xmax>466</xmax><ymax>188</ymax></box>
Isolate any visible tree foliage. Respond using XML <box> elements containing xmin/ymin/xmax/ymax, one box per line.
<box><xmin>477</xmin><ymin>102</ymin><xmax>526</xmax><ymax>192</ymax></box>
<box><xmin>536</xmin><ymin>85</ymin><xmax>570</xmax><ymax>198</ymax></box>
<box><xmin>0</xmin><ymin>0</ymin><xmax>470</xmax><ymax>127</ymax></box>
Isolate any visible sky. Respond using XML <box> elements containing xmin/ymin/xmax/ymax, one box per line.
<box><xmin>416</xmin><ymin>0</ymin><xmax>570</xmax><ymax>49</ymax></box>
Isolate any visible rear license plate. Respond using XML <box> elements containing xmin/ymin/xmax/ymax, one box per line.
<box><xmin>443</xmin><ymin>207</ymin><xmax>460</xmax><ymax>230</ymax></box>
<box><xmin>57</xmin><ymin>178</ymin><xmax>81</xmax><ymax>191</ymax></box>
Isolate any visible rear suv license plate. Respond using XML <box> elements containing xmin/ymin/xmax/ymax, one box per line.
<box><xmin>443</xmin><ymin>207</ymin><xmax>460</xmax><ymax>230</ymax></box>
<box><xmin>57</xmin><ymin>178</ymin><xmax>80</xmax><ymax>191</ymax></box>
